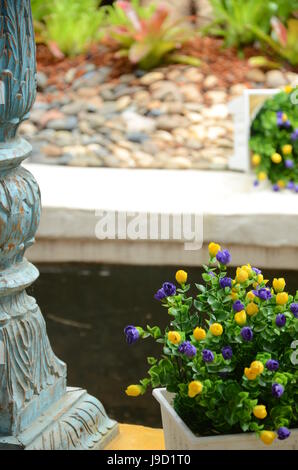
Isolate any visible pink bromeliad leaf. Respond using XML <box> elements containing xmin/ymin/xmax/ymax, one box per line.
<box><xmin>129</xmin><ymin>42</ymin><xmax>152</xmax><ymax>63</ymax></box>
<box><xmin>271</xmin><ymin>16</ymin><xmax>288</xmax><ymax>47</ymax></box>
<box><xmin>116</xmin><ymin>1</ymin><xmax>142</xmax><ymax>32</ymax></box>
<box><xmin>146</xmin><ymin>3</ymin><xmax>169</xmax><ymax>34</ymax></box>
<box><xmin>48</xmin><ymin>41</ymin><xmax>65</xmax><ymax>59</ymax></box>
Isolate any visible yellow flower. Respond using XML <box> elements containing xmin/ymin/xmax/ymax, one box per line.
<box><xmin>125</xmin><ymin>385</ymin><xmax>142</xmax><ymax>397</ymax></box>
<box><xmin>244</xmin><ymin>367</ymin><xmax>257</xmax><ymax>380</ymax></box>
<box><xmin>210</xmin><ymin>323</ymin><xmax>223</xmax><ymax>336</ymax></box>
<box><xmin>271</xmin><ymin>153</ymin><xmax>282</xmax><ymax>164</ymax></box>
<box><xmin>236</xmin><ymin>268</ymin><xmax>249</xmax><ymax>283</ymax></box>
<box><xmin>188</xmin><ymin>380</ymin><xmax>203</xmax><ymax>398</ymax></box>
<box><xmin>250</xmin><ymin>361</ymin><xmax>264</xmax><ymax>375</ymax></box>
<box><xmin>258</xmin><ymin>172</ymin><xmax>267</xmax><ymax>181</ymax></box>
<box><xmin>253</xmin><ymin>405</ymin><xmax>267</xmax><ymax>419</ymax></box>
<box><xmin>284</xmin><ymin>85</ymin><xmax>293</xmax><ymax>94</ymax></box>
<box><xmin>176</xmin><ymin>270</ymin><xmax>188</xmax><ymax>285</ymax></box>
<box><xmin>193</xmin><ymin>327</ymin><xmax>206</xmax><ymax>341</ymax></box>
<box><xmin>246</xmin><ymin>302</ymin><xmax>259</xmax><ymax>316</ymax></box>
<box><xmin>273</xmin><ymin>278</ymin><xmax>286</xmax><ymax>293</ymax></box>
<box><xmin>282</xmin><ymin>113</ymin><xmax>288</xmax><ymax>122</ymax></box>
<box><xmin>235</xmin><ymin>310</ymin><xmax>247</xmax><ymax>326</ymax></box>
<box><xmin>253</xmin><ymin>273</ymin><xmax>266</xmax><ymax>288</ymax></box>
<box><xmin>168</xmin><ymin>331</ymin><xmax>181</xmax><ymax>345</ymax></box>
<box><xmin>260</xmin><ymin>431</ymin><xmax>276</xmax><ymax>445</ymax></box>
<box><xmin>276</xmin><ymin>292</ymin><xmax>288</xmax><ymax>305</ymax></box>
<box><xmin>282</xmin><ymin>144</ymin><xmax>292</xmax><ymax>155</ymax></box>
<box><xmin>252</xmin><ymin>154</ymin><xmax>261</xmax><ymax>166</ymax></box>
<box><xmin>277</xmin><ymin>180</ymin><xmax>286</xmax><ymax>189</ymax></box>
<box><xmin>208</xmin><ymin>242</ymin><xmax>221</xmax><ymax>257</ymax></box>
<box><xmin>231</xmin><ymin>291</ymin><xmax>238</xmax><ymax>300</ymax></box>
<box><xmin>241</xmin><ymin>264</ymin><xmax>253</xmax><ymax>278</ymax></box>
<box><xmin>246</xmin><ymin>290</ymin><xmax>255</xmax><ymax>301</ymax></box>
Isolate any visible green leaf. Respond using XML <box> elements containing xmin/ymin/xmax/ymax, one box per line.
<box><xmin>147</xmin><ymin>357</ymin><xmax>157</xmax><ymax>365</ymax></box>
<box><xmin>195</xmin><ymin>284</ymin><xmax>206</xmax><ymax>293</ymax></box>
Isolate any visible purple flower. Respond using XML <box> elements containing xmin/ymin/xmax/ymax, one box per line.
<box><xmin>253</xmin><ymin>288</ymin><xmax>272</xmax><ymax>301</ymax></box>
<box><xmin>276</xmin><ymin>111</ymin><xmax>283</xmax><ymax>126</ymax></box>
<box><xmin>241</xmin><ymin>327</ymin><xmax>253</xmax><ymax>342</ymax></box>
<box><xmin>291</xmin><ymin>129</ymin><xmax>298</xmax><ymax>141</ymax></box>
<box><xmin>219</xmin><ymin>277</ymin><xmax>232</xmax><ymax>289</ymax></box>
<box><xmin>155</xmin><ymin>282</ymin><xmax>176</xmax><ymax>300</ymax></box>
<box><xmin>287</xmin><ymin>181</ymin><xmax>295</xmax><ymax>190</ymax></box>
<box><xmin>276</xmin><ymin>314</ymin><xmax>286</xmax><ymax>327</ymax></box>
<box><xmin>222</xmin><ymin>346</ymin><xmax>233</xmax><ymax>360</ymax></box>
<box><xmin>216</xmin><ymin>249</ymin><xmax>231</xmax><ymax>265</ymax></box>
<box><xmin>162</xmin><ymin>282</ymin><xmax>176</xmax><ymax>297</ymax></box>
<box><xmin>253</xmin><ymin>180</ymin><xmax>259</xmax><ymax>187</ymax></box>
<box><xmin>178</xmin><ymin>341</ymin><xmax>196</xmax><ymax>358</ymax></box>
<box><xmin>154</xmin><ymin>288</ymin><xmax>166</xmax><ymax>301</ymax></box>
<box><xmin>290</xmin><ymin>303</ymin><xmax>298</xmax><ymax>318</ymax></box>
<box><xmin>272</xmin><ymin>383</ymin><xmax>284</xmax><ymax>398</ymax></box>
<box><xmin>233</xmin><ymin>300</ymin><xmax>244</xmax><ymax>312</ymax></box>
<box><xmin>295</xmin><ymin>185</ymin><xmax>298</xmax><ymax>193</ymax></box>
<box><xmin>208</xmin><ymin>271</ymin><xmax>216</xmax><ymax>278</ymax></box>
<box><xmin>273</xmin><ymin>184</ymin><xmax>280</xmax><ymax>192</ymax></box>
<box><xmin>266</xmin><ymin>359</ymin><xmax>279</xmax><ymax>371</ymax></box>
<box><xmin>202</xmin><ymin>349</ymin><xmax>214</xmax><ymax>363</ymax></box>
<box><xmin>252</xmin><ymin>267</ymin><xmax>262</xmax><ymax>275</ymax></box>
<box><xmin>276</xmin><ymin>111</ymin><xmax>290</xmax><ymax>128</ymax></box>
<box><xmin>285</xmin><ymin>159</ymin><xmax>294</xmax><ymax>169</ymax></box>
<box><xmin>277</xmin><ymin>427</ymin><xmax>291</xmax><ymax>440</ymax></box>
<box><xmin>124</xmin><ymin>325</ymin><xmax>140</xmax><ymax>345</ymax></box>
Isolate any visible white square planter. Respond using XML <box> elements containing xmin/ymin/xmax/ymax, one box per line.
<box><xmin>153</xmin><ymin>388</ymin><xmax>298</xmax><ymax>450</ymax></box>
<box><xmin>228</xmin><ymin>89</ymin><xmax>279</xmax><ymax>172</ymax></box>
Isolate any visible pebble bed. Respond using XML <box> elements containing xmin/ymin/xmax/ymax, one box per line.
<box><xmin>20</xmin><ymin>64</ymin><xmax>298</xmax><ymax>170</ymax></box>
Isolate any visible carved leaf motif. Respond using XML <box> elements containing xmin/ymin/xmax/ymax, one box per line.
<box><xmin>0</xmin><ymin>0</ymin><xmax>36</xmax><ymax>140</ymax></box>
<box><xmin>27</xmin><ymin>393</ymin><xmax>116</xmax><ymax>450</ymax></box>
<box><xmin>0</xmin><ymin>292</ymin><xmax>66</xmax><ymax>412</ymax></box>
<box><xmin>0</xmin><ymin>167</ymin><xmax>41</xmax><ymax>269</ymax></box>
<box><xmin>0</xmin><ymin>179</ymin><xmax>12</xmax><ymax>213</ymax></box>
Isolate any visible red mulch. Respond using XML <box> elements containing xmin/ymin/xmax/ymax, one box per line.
<box><xmin>182</xmin><ymin>36</ymin><xmax>257</xmax><ymax>88</ymax></box>
<box><xmin>36</xmin><ymin>36</ymin><xmax>292</xmax><ymax>92</ymax></box>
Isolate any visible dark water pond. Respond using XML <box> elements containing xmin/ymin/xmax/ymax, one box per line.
<box><xmin>28</xmin><ymin>264</ymin><xmax>298</xmax><ymax>429</ymax></box>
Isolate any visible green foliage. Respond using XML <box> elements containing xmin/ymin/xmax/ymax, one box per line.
<box><xmin>32</xmin><ymin>0</ymin><xmax>105</xmax><ymax>56</ymax></box>
<box><xmin>125</xmin><ymin>248</ymin><xmax>298</xmax><ymax>441</ymax></box>
<box><xmin>101</xmin><ymin>0</ymin><xmax>156</xmax><ymax>26</ymax></box>
<box><xmin>250</xmin><ymin>88</ymin><xmax>298</xmax><ymax>190</ymax></box>
<box><xmin>203</xmin><ymin>0</ymin><xmax>297</xmax><ymax>48</ymax></box>
<box><xmin>31</xmin><ymin>0</ymin><xmax>51</xmax><ymax>22</ymax></box>
<box><xmin>249</xmin><ymin>18</ymin><xmax>298</xmax><ymax>66</ymax></box>
<box><xmin>101</xmin><ymin>1</ymin><xmax>201</xmax><ymax>70</ymax></box>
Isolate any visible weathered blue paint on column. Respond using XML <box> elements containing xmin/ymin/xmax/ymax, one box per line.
<box><xmin>0</xmin><ymin>0</ymin><xmax>118</xmax><ymax>449</ymax></box>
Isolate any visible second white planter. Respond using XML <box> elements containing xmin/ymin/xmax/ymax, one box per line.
<box><xmin>153</xmin><ymin>388</ymin><xmax>298</xmax><ymax>450</ymax></box>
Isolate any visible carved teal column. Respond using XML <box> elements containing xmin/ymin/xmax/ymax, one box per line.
<box><xmin>0</xmin><ymin>0</ymin><xmax>118</xmax><ymax>449</ymax></box>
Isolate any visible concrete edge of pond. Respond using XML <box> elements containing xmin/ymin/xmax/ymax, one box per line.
<box><xmin>24</xmin><ymin>163</ymin><xmax>298</xmax><ymax>270</ymax></box>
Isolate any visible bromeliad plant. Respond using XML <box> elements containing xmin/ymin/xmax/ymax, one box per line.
<box><xmin>249</xmin><ymin>17</ymin><xmax>298</xmax><ymax>67</ymax></box>
<box><xmin>202</xmin><ymin>0</ymin><xmax>296</xmax><ymax>49</ymax></box>
<box><xmin>101</xmin><ymin>1</ymin><xmax>201</xmax><ymax>70</ymax></box>
<box><xmin>124</xmin><ymin>243</ymin><xmax>298</xmax><ymax>446</ymax></box>
<box><xmin>250</xmin><ymin>87</ymin><xmax>298</xmax><ymax>192</ymax></box>
<box><xmin>33</xmin><ymin>0</ymin><xmax>106</xmax><ymax>57</ymax></box>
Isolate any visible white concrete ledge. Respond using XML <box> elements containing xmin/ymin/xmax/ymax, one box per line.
<box><xmin>25</xmin><ymin>163</ymin><xmax>298</xmax><ymax>269</ymax></box>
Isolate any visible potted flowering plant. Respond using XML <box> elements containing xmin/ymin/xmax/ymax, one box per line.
<box><xmin>250</xmin><ymin>86</ymin><xmax>298</xmax><ymax>192</ymax></box>
<box><xmin>124</xmin><ymin>243</ymin><xmax>298</xmax><ymax>450</ymax></box>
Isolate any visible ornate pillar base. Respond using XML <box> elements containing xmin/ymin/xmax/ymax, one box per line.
<box><xmin>0</xmin><ymin>388</ymin><xmax>118</xmax><ymax>450</ymax></box>
<box><xmin>0</xmin><ymin>1</ymin><xmax>118</xmax><ymax>449</ymax></box>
